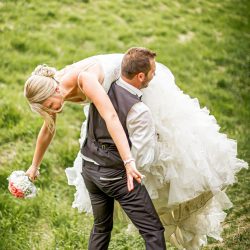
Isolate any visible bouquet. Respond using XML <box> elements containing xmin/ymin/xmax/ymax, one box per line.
<box><xmin>7</xmin><ymin>171</ymin><xmax>37</xmax><ymax>198</ymax></box>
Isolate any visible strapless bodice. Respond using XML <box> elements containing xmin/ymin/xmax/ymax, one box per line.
<box><xmin>92</xmin><ymin>54</ymin><xmax>123</xmax><ymax>93</ymax></box>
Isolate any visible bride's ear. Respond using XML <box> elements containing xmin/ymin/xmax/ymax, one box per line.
<box><xmin>55</xmin><ymin>86</ymin><xmax>60</xmax><ymax>93</ymax></box>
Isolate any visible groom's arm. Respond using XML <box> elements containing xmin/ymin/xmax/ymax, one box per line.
<box><xmin>126</xmin><ymin>102</ymin><xmax>158</xmax><ymax>170</ymax></box>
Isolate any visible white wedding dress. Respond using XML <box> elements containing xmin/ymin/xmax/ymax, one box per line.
<box><xmin>65</xmin><ymin>54</ymin><xmax>248</xmax><ymax>250</ymax></box>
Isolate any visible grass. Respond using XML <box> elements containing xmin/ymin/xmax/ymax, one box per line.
<box><xmin>0</xmin><ymin>0</ymin><xmax>249</xmax><ymax>249</ymax></box>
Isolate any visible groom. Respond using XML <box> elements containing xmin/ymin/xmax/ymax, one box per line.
<box><xmin>81</xmin><ymin>47</ymin><xmax>166</xmax><ymax>250</ymax></box>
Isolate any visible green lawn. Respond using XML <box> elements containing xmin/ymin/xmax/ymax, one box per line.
<box><xmin>0</xmin><ymin>0</ymin><xmax>249</xmax><ymax>249</ymax></box>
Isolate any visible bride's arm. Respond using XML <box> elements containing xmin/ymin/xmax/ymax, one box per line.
<box><xmin>78</xmin><ymin>72</ymin><xmax>142</xmax><ymax>191</ymax></box>
<box><xmin>26</xmin><ymin>116</ymin><xmax>56</xmax><ymax>181</ymax></box>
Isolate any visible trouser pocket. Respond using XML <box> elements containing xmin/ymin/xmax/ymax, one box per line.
<box><xmin>99</xmin><ymin>176</ymin><xmax>123</xmax><ymax>181</ymax></box>
<box><xmin>99</xmin><ymin>168</ymin><xmax>125</xmax><ymax>180</ymax></box>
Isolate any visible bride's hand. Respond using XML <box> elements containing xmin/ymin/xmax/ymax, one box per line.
<box><xmin>125</xmin><ymin>160</ymin><xmax>142</xmax><ymax>192</ymax></box>
<box><xmin>25</xmin><ymin>165</ymin><xmax>40</xmax><ymax>182</ymax></box>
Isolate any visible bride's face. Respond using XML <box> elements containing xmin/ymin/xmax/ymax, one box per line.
<box><xmin>42</xmin><ymin>92</ymin><xmax>64</xmax><ymax>114</ymax></box>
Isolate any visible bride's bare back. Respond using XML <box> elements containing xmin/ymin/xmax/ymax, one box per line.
<box><xmin>53</xmin><ymin>58</ymin><xmax>105</xmax><ymax>104</ymax></box>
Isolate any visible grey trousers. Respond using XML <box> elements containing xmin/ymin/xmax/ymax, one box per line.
<box><xmin>81</xmin><ymin>160</ymin><xmax>166</xmax><ymax>250</ymax></box>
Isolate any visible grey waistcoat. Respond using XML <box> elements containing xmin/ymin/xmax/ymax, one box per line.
<box><xmin>81</xmin><ymin>81</ymin><xmax>141</xmax><ymax>168</ymax></box>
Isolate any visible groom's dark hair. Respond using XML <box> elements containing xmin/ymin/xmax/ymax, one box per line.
<box><xmin>122</xmin><ymin>47</ymin><xmax>156</xmax><ymax>79</ymax></box>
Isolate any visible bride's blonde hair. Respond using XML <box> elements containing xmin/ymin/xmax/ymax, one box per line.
<box><xmin>24</xmin><ymin>64</ymin><xmax>58</xmax><ymax>132</ymax></box>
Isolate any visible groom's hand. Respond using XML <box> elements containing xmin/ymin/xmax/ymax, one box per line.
<box><xmin>125</xmin><ymin>161</ymin><xmax>142</xmax><ymax>192</ymax></box>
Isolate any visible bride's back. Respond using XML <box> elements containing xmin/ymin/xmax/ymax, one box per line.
<box><xmin>55</xmin><ymin>56</ymin><xmax>100</xmax><ymax>80</ymax></box>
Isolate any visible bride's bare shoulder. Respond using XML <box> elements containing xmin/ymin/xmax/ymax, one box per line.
<box><xmin>56</xmin><ymin>57</ymin><xmax>101</xmax><ymax>77</ymax></box>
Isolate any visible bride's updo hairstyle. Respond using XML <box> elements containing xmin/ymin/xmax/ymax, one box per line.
<box><xmin>24</xmin><ymin>64</ymin><xmax>58</xmax><ymax>132</ymax></box>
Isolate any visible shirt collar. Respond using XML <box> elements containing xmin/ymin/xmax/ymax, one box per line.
<box><xmin>116</xmin><ymin>77</ymin><xmax>143</xmax><ymax>99</ymax></box>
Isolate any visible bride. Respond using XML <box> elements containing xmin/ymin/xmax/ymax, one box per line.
<box><xmin>65</xmin><ymin>52</ymin><xmax>248</xmax><ymax>249</ymax></box>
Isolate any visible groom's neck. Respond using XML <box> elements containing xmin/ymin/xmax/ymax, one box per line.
<box><xmin>121</xmin><ymin>75</ymin><xmax>141</xmax><ymax>90</ymax></box>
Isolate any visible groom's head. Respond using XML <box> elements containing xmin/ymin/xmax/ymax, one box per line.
<box><xmin>121</xmin><ymin>47</ymin><xmax>156</xmax><ymax>89</ymax></box>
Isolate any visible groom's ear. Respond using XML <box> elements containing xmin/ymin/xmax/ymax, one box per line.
<box><xmin>137</xmin><ymin>72</ymin><xmax>145</xmax><ymax>82</ymax></box>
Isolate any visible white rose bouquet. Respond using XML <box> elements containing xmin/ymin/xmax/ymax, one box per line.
<box><xmin>7</xmin><ymin>171</ymin><xmax>37</xmax><ymax>198</ymax></box>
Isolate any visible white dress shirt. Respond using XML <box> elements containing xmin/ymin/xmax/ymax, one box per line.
<box><xmin>81</xmin><ymin>77</ymin><xmax>157</xmax><ymax>169</ymax></box>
